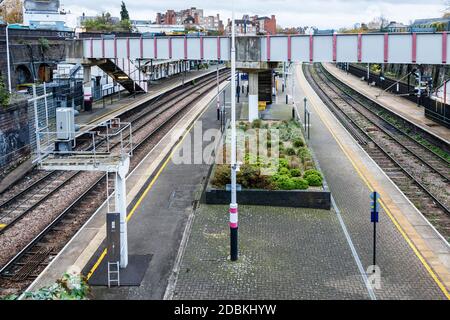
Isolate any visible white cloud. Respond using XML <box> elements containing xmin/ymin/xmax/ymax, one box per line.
<box><xmin>62</xmin><ymin>0</ymin><xmax>448</xmax><ymax>29</ymax></box>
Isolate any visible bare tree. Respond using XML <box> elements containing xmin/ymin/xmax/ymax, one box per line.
<box><xmin>0</xmin><ymin>0</ymin><xmax>23</xmax><ymax>24</ymax></box>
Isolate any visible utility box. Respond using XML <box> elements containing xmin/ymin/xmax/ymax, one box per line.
<box><xmin>106</xmin><ymin>212</ymin><xmax>121</xmax><ymax>263</ymax></box>
<box><xmin>56</xmin><ymin>107</ymin><xmax>75</xmax><ymax>141</ymax></box>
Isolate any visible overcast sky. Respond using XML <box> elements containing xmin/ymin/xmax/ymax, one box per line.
<box><xmin>62</xmin><ymin>0</ymin><xmax>449</xmax><ymax>29</ymax></box>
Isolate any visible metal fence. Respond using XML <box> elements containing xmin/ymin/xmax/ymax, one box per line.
<box><xmin>27</xmin><ymin>83</ymin><xmax>55</xmax><ymax>162</ymax></box>
<box><xmin>343</xmin><ymin>64</ymin><xmax>450</xmax><ymax>128</ymax></box>
<box><xmin>27</xmin><ymin>79</ymin><xmax>84</xmax><ymax>161</ymax></box>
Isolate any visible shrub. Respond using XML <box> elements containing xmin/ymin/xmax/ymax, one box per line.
<box><xmin>272</xmin><ymin>174</ymin><xmax>296</xmax><ymax>190</ymax></box>
<box><xmin>23</xmin><ymin>273</ymin><xmax>90</xmax><ymax>300</ymax></box>
<box><xmin>293</xmin><ymin>138</ymin><xmax>305</xmax><ymax>148</ymax></box>
<box><xmin>237</xmin><ymin>164</ymin><xmax>261</xmax><ymax>188</ymax></box>
<box><xmin>288</xmin><ymin>158</ymin><xmax>301</xmax><ymax>169</ymax></box>
<box><xmin>279</xmin><ymin>158</ymin><xmax>289</xmax><ymax>168</ymax></box>
<box><xmin>303</xmin><ymin>169</ymin><xmax>322</xmax><ymax>179</ymax></box>
<box><xmin>0</xmin><ymin>77</ymin><xmax>10</xmax><ymax>107</ymax></box>
<box><xmin>251</xmin><ymin>119</ymin><xmax>262</xmax><ymax>129</ymax></box>
<box><xmin>291</xmin><ymin>177</ymin><xmax>309</xmax><ymax>189</ymax></box>
<box><xmin>305</xmin><ymin>174</ymin><xmax>323</xmax><ymax>187</ymax></box>
<box><xmin>297</xmin><ymin>147</ymin><xmax>310</xmax><ymax>160</ymax></box>
<box><xmin>212</xmin><ymin>164</ymin><xmax>231</xmax><ymax>187</ymax></box>
<box><xmin>278</xmin><ymin>167</ymin><xmax>291</xmax><ymax>176</ymax></box>
<box><xmin>286</xmin><ymin>147</ymin><xmax>296</xmax><ymax>156</ymax></box>
<box><xmin>290</xmin><ymin>168</ymin><xmax>301</xmax><ymax>177</ymax></box>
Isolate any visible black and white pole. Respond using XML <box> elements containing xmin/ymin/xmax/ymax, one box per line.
<box><xmin>217</xmin><ymin>61</ymin><xmax>220</xmax><ymax>120</ymax></box>
<box><xmin>370</xmin><ymin>191</ymin><xmax>380</xmax><ymax>271</ymax></box>
<box><xmin>229</xmin><ymin>4</ymin><xmax>239</xmax><ymax>262</ymax></box>
<box><xmin>303</xmin><ymin>97</ymin><xmax>307</xmax><ymax>128</ymax></box>
<box><xmin>307</xmin><ymin>111</ymin><xmax>310</xmax><ymax>139</ymax></box>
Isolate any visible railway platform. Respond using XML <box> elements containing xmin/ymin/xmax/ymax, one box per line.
<box><xmin>24</xmin><ymin>77</ymin><xmax>231</xmax><ymax>298</ymax></box>
<box><xmin>170</xmin><ymin>65</ymin><xmax>450</xmax><ymax>299</ymax></box>
<box><xmin>0</xmin><ymin>67</ymin><xmax>223</xmax><ymax>195</ymax></box>
<box><xmin>22</xmin><ymin>65</ymin><xmax>450</xmax><ymax>300</ymax></box>
<box><xmin>300</xmin><ymin>63</ymin><xmax>449</xmax><ymax>298</ymax></box>
<box><xmin>322</xmin><ymin>63</ymin><xmax>450</xmax><ymax>145</ymax></box>
<box><xmin>76</xmin><ymin>67</ymin><xmax>224</xmax><ymax>127</ymax></box>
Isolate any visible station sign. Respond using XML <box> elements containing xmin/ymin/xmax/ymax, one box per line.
<box><xmin>370</xmin><ymin>191</ymin><xmax>380</xmax><ymax>223</ymax></box>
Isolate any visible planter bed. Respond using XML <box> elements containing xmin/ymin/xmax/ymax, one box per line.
<box><xmin>205</xmin><ymin>187</ymin><xmax>330</xmax><ymax>209</ymax></box>
<box><xmin>203</xmin><ymin>119</ymin><xmax>331</xmax><ymax>210</ymax></box>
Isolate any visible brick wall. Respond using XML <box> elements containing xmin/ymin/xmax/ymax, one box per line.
<box><xmin>265</xmin><ymin>15</ymin><xmax>277</xmax><ymax>35</ymax></box>
<box><xmin>0</xmin><ymin>26</ymin><xmax>70</xmax><ymax>89</ymax></box>
<box><xmin>0</xmin><ymin>100</ymin><xmax>30</xmax><ymax>176</ymax></box>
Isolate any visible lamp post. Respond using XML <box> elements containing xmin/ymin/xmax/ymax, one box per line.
<box><xmin>217</xmin><ymin>61</ymin><xmax>220</xmax><ymax>120</ymax></box>
<box><xmin>6</xmin><ymin>23</ymin><xmax>12</xmax><ymax>93</ymax></box>
<box><xmin>229</xmin><ymin>3</ymin><xmax>238</xmax><ymax>262</ymax></box>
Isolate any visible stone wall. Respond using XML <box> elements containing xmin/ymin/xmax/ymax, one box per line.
<box><xmin>0</xmin><ymin>26</ymin><xmax>72</xmax><ymax>89</ymax></box>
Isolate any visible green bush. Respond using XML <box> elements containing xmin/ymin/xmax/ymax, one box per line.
<box><xmin>290</xmin><ymin>168</ymin><xmax>301</xmax><ymax>177</ymax></box>
<box><xmin>272</xmin><ymin>174</ymin><xmax>296</xmax><ymax>190</ymax></box>
<box><xmin>278</xmin><ymin>167</ymin><xmax>291</xmax><ymax>176</ymax></box>
<box><xmin>251</xmin><ymin>119</ymin><xmax>262</xmax><ymax>128</ymax></box>
<box><xmin>291</xmin><ymin>177</ymin><xmax>309</xmax><ymax>189</ymax></box>
<box><xmin>286</xmin><ymin>147</ymin><xmax>296</xmax><ymax>156</ymax></box>
<box><xmin>0</xmin><ymin>77</ymin><xmax>10</xmax><ymax>107</ymax></box>
<box><xmin>293</xmin><ymin>138</ymin><xmax>304</xmax><ymax>148</ymax></box>
<box><xmin>303</xmin><ymin>169</ymin><xmax>322</xmax><ymax>179</ymax></box>
<box><xmin>297</xmin><ymin>147</ymin><xmax>311</xmax><ymax>160</ymax></box>
<box><xmin>23</xmin><ymin>273</ymin><xmax>90</xmax><ymax>300</ymax></box>
<box><xmin>305</xmin><ymin>174</ymin><xmax>323</xmax><ymax>187</ymax></box>
<box><xmin>279</xmin><ymin>158</ymin><xmax>289</xmax><ymax>168</ymax></box>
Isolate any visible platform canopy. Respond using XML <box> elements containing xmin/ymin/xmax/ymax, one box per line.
<box><xmin>76</xmin><ymin>33</ymin><xmax>450</xmax><ymax>65</ymax></box>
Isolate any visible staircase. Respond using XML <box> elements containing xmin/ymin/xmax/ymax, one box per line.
<box><xmin>94</xmin><ymin>58</ymin><xmax>148</xmax><ymax>93</ymax></box>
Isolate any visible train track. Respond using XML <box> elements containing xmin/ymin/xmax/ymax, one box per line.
<box><xmin>0</xmin><ymin>70</ymin><xmax>230</xmax><ymax>296</ymax></box>
<box><xmin>0</xmin><ymin>70</ymin><xmax>227</xmax><ymax>233</ymax></box>
<box><xmin>304</xmin><ymin>63</ymin><xmax>450</xmax><ymax>240</ymax></box>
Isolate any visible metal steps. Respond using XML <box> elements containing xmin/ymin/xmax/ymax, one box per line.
<box><xmin>95</xmin><ymin>58</ymin><xmax>147</xmax><ymax>93</ymax></box>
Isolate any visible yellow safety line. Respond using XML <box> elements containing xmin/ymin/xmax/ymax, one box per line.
<box><xmin>301</xmin><ymin>75</ymin><xmax>450</xmax><ymax>300</ymax></box>
<box><xmin>86</xmin><ymin>101</ymin><xmax>210</xmax><ymax>280</ymax></box>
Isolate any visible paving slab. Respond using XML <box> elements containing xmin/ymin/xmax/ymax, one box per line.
<box><xmin>172</xmin><ymin>204</ymin><xmax>369</xmax><ymax>300</ymax></box>
<box><xmin>294</xmin><ymin>63</ymin><xmax>449</xmax><ymax>299</ymax></box>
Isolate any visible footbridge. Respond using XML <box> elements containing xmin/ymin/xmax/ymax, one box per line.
<box><xmin>68</xmin><ymin>33</ymin><xmax>449</xmax><ymax>121</ymax></box>
<box><xmin>70</xmin><ymin>33</ymin><xmax>450</xmax><ymax>65</ymax></box>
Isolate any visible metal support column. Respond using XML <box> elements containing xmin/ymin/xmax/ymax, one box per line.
<box><xmin>217</xmin><ymin>61</ymin><xmax>220</xmax><ymax>120</ymax></box>
<box><xmin>115</xmin><ymin>163</ymin><xmax>129</xmax><ymax>268</ymax></box>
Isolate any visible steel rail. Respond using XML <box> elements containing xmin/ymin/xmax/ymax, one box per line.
<box><xmin>304</xmin><ymin>63</ymin><xmax>450</xmax><ymax>217</ymax></box>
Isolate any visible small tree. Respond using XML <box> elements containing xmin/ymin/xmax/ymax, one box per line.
<box><xmin>120</xmin><ymin>1</ymin><xmax>130</xmax><ymax>21</ymax></box>
<box><xmin>82</xmin><ymin>12</ymin><xmax>132</xmax><ymax>32</ymax></box>
<box><xmin>0</xmin><ymin>0</ymin><xmax>23</xmax><ymax>24</ymax></box>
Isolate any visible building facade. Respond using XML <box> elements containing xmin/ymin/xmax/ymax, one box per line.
<box><xmin>22</xmin><ymin>0</ymin><xmax>76</xmax><ymax>31</ymax></box>
<box><xmin>226</xmin><ymin>14</ymin><xmax>277</xmax><ymax>35</ymax></box>
<box><xmin>155</xmin><ymin>7</ymin><xmax>223</xmax><ymax>32</ymax></box>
